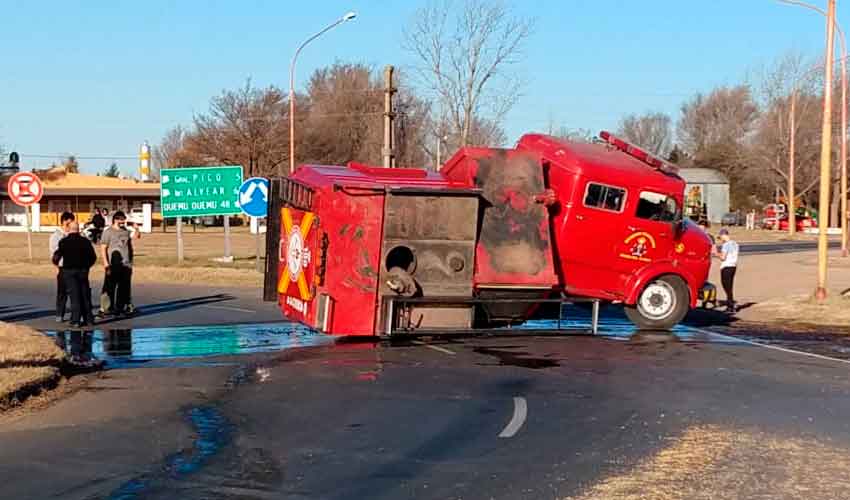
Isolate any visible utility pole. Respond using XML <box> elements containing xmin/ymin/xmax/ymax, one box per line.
<box><xmin>789</xmin><ymin>92</ymin><xmax>796</xmax><ymax>237</ymax></box>
<box><xmin>383</xmin><ymin>65</ymin><xmax>396</xmax><ymax>168</ymax></box>
<box><xmin>815</xmin><ymin>0</ymin><xmax>836</xmax><ymax>301</ymax></box>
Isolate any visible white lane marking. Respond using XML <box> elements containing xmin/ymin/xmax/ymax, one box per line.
<box><xmin>688</xmin><ymin>326</ymin><xmax>850</xmax><ymax>366</ymax></box>
<box><xmin>499</xmin><ymin>396</ymin><xmax>528</xmax><ymax>438</ymax></box>
<box><xmin>411</xmin><ymin>340</ymin><xmax>456</xmax><ymax>355</ymax></box>
<box><xmin>200</xmin><ymin>304</ymin><xmax>257</xmax><ymax>314</ymax></box>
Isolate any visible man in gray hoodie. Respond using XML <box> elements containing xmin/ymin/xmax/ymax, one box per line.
<box><xmin>49</xmin><ymin>211</ymin><xmax>75</xmax><ymax>322</ymax></box>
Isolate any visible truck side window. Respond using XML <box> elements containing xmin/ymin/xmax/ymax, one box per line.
<box><xmin>584</xmin><ymin>183</ymin><xmax>626</xmax><ymax>212</ymax></box>
<box><xmin>636</xmin><ymin>191</ymin><xmax>678</xmax><ymax>222</ymax></box>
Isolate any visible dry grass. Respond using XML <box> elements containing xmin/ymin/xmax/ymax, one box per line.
<box><xmin>0</xmin><ymin>366</ymin><xmax>59</xmax><ymax>405</ymax></box>
<box><xmin>0</xmin><ymin>321</ymin><xmax>64</xmax><ymax>407</ymax></box>
<box><xmin>568</xmin><ymin>425</ymin><xmax>850</xmax><ymax>500</ymax></box>
<box><xmin>0</xmin><ymin>229</ymin><xmax>265</xmax><ymax>288</ymax></box>
<box><xmin>750</xmin><ymin>293</ymin><xmax>850</xmax><ymax>326</ymax></box>
<box><xmin>0</xmin><ymin>322</ymin><xmax>64</xmax><ymax>366</ymax></box>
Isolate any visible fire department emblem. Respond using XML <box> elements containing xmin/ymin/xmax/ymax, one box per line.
<box><xmin>286</xmin><ymin>226</ymin><xmax>311</xmax><ymax>279</ymax></box>
<box><xmin>278</xmin><ymin>208</ymin><xmax>316</xmax><ymax>302</ymax></box>
<box><xmin>619</xmin><ymin>231</ymin><xmax>656</xmax><ymax>263</ymax></box>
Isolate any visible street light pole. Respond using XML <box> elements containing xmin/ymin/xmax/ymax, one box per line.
<box><xmin>286</xmin><ymin>11</ymin><xmax>357</xmax><ymax>178</ymax></box>
<box><xmin>816</xmin><ymin>0</ymin><xmax>836</xmax><ymax>300</ymax></box>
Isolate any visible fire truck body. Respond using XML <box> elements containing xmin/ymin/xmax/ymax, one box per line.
<box><xmin>264</xmin><ymin>132</ymin><xmax>713</xmax><ymax>336</ymax></box>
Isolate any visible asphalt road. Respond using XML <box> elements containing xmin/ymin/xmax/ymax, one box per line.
<box><xmin>0</xmin><ymin>276</ymin><xmax>282</xmax><ymax>331</ymax></box>
<box><xmin>740</xmin><ymin>239</ymin><xmax>841</xmax><ymax>254</ymax></box>
<box><xmin>2</xmin><ymin>302</ymin><xmax>850</xmax><ymax>498</ymax></box>
<box><xmin>4</xmin><ymin>275</ymin><xmax>850</xmax><ymax>499</ymax></box>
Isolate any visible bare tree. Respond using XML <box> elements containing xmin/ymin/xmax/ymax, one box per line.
<box><xmin>300</xmin><ymin>63</ymin><xmax>430</xmax><ymax>167</ymax></box>
<box><xmin>187</xmin><ymin>80</ymin><xmax>289</xmax><ymax>177</ymax></box>
<box><xmin>617</xmin><ymin>111</ymin><xmax>672</xmax><ymax>156</ymax></box>
<box><xmin>677</xmin><ymin>86</ymin><xmax>759</xmax><ymax>173</ymax></box>
<box><xmin>404</xmin><ymin>0</ymin><xmax>533</xmax><ymax>147</ymax></box>
<box><xmin>748</xmin><ymin>53</ymin><xmax>824</xmax><ymax>203</ymax></box>
<box><xmin>152</xmin><ymin>125</ymin><xmax>201</xmax><ymax>179</ymax></box>
<box><xmin>551</xmin><ymin>126</ymin><xmax>594</xmax><ymax>143</ymax></box>
<box><xmin>63</xmin><ymin>155</ymin><xmax>79</xmax><ymax>173</ymax></box>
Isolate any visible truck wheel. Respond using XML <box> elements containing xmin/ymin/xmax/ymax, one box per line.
<box><xmin>625</xmin><ymin>275</ymin><xmax>689</xmax><ymax>330</ymax></box>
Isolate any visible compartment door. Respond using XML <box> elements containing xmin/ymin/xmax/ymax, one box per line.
<box><xmin>278</xmin><ymin>207</ymin><xmax>319</xmax><ymax>323</ymax></box>
<box><xmin>474</xmin><ymin>151</ymin><xmax>558</xmax><ymax>288</ymax></box>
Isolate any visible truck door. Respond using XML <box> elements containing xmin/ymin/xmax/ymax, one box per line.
<box><xmin>563</xmin><ymin>180</ymin><xmax>629</xmax><ymax>298</ymax></box>
<box><xmin>611</xmin><ymin>191</ymin><xmax>678</xmax><ymax>283</ymax></box>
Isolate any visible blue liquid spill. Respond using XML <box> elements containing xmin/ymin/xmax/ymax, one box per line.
<box><xmin>46</xmin><ymin>322</ymin><xmax>334</xmax><ymax>367</ymax></box>
<box><xmin>107</xmin><ymin>406</ymin><xmax>232</xmax><ymax>499</ymax></box>
<box><xmin>519</xmin><ymin>305</ymin><xmax>743</xmax><ymax>344</ymax></box>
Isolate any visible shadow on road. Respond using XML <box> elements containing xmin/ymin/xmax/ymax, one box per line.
<box><xmin>0</xmin><ymin>306</ymin><xmax>56</xmax><ymax>322</ymax></box>
<box><xmin>683</xmin><ymin>301</ymin><xmax>756</xmax><ymax>328</ymax></box>
<box><xmin>93</xmin><ymin>294</ymin><xmax>237</xmax><ymax>326</ymax></box>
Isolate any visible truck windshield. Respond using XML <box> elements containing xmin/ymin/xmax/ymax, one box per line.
<box><xmin>636</xmin><ymin>191</ymin><xmax>677</xmax><ymax>222</ymax></box>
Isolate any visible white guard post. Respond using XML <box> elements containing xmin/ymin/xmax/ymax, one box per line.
<box><xmin>142</xmin><ymin>203</ymin><xmax>152</xmax><ymax>233</ymax></box>
<box><xmin>30</xmin><ymin>203</ymin><xmax>41</xmax><ymax>232</ymax></box>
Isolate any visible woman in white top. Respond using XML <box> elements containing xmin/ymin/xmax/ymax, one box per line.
<box><xmin>713</xmin><ymin>228</ymin><xmax>739</xmax><ymax>313</ymax></box>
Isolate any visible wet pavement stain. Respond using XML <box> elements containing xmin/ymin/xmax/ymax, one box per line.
<box><xmin>44</xmin><ymin>322</ymin><xmax>335</xmax><ymax>367</ymax></box>
<box><xmin>107</xmin><ymin>406</ymin><xmax>233</xmax><ymax>500</ymax></box>
<box><xmin>473</xmin><ymin>346</ymin><xmax>560</xmax><ymax>369</ymax></box>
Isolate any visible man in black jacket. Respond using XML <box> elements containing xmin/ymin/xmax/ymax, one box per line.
<box><xmin>53</xmin><ymin>221</ymin><xmax>97</xmax><ymax>327</ymax></box>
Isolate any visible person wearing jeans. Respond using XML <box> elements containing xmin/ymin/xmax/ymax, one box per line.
<box><xmin>53</xmin><ymin>222</ymin><xmax>97</xmax><ymax>327</ymax></box>
<box><xmin>99</xmin><ymin>211</ymin><xmax>139</xmax><ymax>316</ymax></box>
<box><xmin>714</xmin><ymin>228</ymin><xmax>739</xmax><ymax>313</ymax></box>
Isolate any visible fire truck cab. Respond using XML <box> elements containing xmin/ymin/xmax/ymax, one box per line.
<box><xmin>263</xmin><ymin>131</ymin><xmax>713</xmax><ymax>336</ymax></box>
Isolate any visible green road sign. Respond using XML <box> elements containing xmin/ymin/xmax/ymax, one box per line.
<box><xmin>160</xmin><ymin>166</ymin><xmax>243</xmax><ymax>218</ymax></box>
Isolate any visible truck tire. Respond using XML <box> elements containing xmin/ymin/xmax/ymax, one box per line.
<box><xmin>625</xmin><ymin>275</ymin><xmax>689</xmax><ymax>330</ymax></box>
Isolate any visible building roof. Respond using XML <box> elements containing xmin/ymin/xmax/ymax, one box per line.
<box><xmin>678</xmin><ymin>168</ymin><xmax>728</xmax><ymax>184</ymax></box>
<box><xmin>1</xmin><ymin>166</ymin><xmax>160</xmax><ymax>197</ymax></box>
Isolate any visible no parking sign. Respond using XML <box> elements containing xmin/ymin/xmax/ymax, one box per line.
<box><xmin>7</xmin><ymin>172</ymin><xmax>43</xmax><ymax>207</ymax></box>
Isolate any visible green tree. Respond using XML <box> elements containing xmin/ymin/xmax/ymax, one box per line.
<box><xmin>102</xmin><ymin>162</ymin><xmax>120</xmax><ymax>177</ymax></box>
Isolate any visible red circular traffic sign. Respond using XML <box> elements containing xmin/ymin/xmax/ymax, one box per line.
<box><xmin>7</xmin><ymin>172</ymin><xmax>43</xmax><ymax>207</ymax></box>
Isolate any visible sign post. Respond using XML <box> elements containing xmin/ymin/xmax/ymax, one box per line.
<box><xmin>160</xmin><ymin>166</ymin><xmax>243</xmax><ymax>264</ymax></box>
<box><xmin>176</xmin><ymin>216</ymin><xmax>184</xmax><ymax>264</ymax></box>
<box><xmin>7</xmin><ymin>172</ymin><xmax>44</xmax><ymax>262</ymax></box>
<box><xmin>237</xmin><ymin>177</ymin><xmax>270</xmax><ymax>272</ymax></box>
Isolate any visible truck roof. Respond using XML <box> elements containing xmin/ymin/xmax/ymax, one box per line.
<box><xmin>292</xmin><ymin>162</ymin><xmax>471</xmax><ymax>191</ymax></box>
<box><xmin>516</xmin><ymin>133</ymin><xmax>685</xmax><ymax>194</ymax></box>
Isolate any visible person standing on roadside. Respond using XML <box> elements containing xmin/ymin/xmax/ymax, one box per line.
<box><xmin>100</xmin><ymin>211</ymin><xmax>139</xmax><ymax>316</ymax></box>
<box><xmin>53</xmin><ymin>221</ymin><xmax>97</xmax><ymax>327</ymax></box>
<box><xmin>90</xmin><ymin>207</ymin><xmax>105</xmax><ymax>243</ymax></box>
<box><xmin>714</xmin><ymin>228</ymin><xmax>739</xmax><ymax>313</ymax></box>
<box><xmin>49</xmin><ymin>211</ymin><xmax>75</xmax><ymax>322</ymax></box>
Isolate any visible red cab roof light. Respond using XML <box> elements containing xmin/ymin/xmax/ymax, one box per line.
<box><xmin>598</xmin><ymin>131</ymin><xmax>680</xmax><ymax>176</ymax></box>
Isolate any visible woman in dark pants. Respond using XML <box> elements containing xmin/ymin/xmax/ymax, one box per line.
<box><xmin>713</xmin><ymin>228</ymin><xmax>739</xmax><ymax>313</ymax></box>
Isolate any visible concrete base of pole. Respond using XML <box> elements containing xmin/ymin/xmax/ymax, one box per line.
<box><xmin>815</xmin><ymin>287</ymin><xmax>828</xmax><ymax>301</ymax></box>
<box><xmin>843</xmin><ymin>249</ymin><xmax>849</xmax><ymax>257</ymax></box>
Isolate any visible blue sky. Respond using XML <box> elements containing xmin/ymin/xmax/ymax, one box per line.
<box><xmin>0</xmin><ymin>0</ymin><xmax>846</xmax><ymax>175</ymax></box>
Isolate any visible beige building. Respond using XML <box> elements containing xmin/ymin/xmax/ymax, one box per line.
<box><xmin>1</xmin><ymin>166</ymin><xmax>161</xmax><ymax>231</ymax></box>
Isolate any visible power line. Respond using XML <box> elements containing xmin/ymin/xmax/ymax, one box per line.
<box><xmin>20</xmin><ymin>153</ymin><xmax>137</xmax><ymax>160</ymax></box>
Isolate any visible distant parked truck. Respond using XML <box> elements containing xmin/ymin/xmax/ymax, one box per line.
<box><xmin>262</xmin><ymin>132</ymin><xmax>713</xmax><ymax>336</ymax></box>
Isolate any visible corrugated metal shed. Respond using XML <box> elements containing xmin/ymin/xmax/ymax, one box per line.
<box><xmin>678</xmin><ymin>168</ymin><xmax>728</xmax><ymax>184</ymax></box>
<box><xmin>680</xmin><ymin>169</ymin><xmax>730</xmax><ymax>223</ymax></box>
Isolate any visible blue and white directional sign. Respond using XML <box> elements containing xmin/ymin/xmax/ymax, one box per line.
<box><xmin>237</xmin><ymin>177</ymin><xmax>269</xmax><ymax>218</ymax></box>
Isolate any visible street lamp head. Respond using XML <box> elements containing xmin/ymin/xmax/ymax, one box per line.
<box><xmin>343</xmin><ymin>11</ymin><xmax>357</xmax><ymax>21</ymax></box>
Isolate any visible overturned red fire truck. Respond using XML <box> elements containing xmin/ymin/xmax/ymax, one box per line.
<box><xmin>262</xmin><ymin>132</ymin><xmax>713</xmax><ymax>336</ymax></box>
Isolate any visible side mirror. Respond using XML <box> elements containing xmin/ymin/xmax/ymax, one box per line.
<box><xmin>672</xmin><ymin>211</ymin><xmax>685</xmax><ymax>238</ymax></box>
